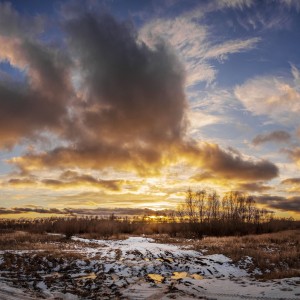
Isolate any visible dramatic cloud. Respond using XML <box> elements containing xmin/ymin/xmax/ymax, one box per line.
<box><xmin>65</xmin><ymin>12</ymin><xmax>187</xmax><ymax>142</ymax></box>
<box><xmin>60</xmin><ymin>11</ymin><xmax>187</xmax><ymax>173</ymax></box>
<box><xmin>3</xmin><ymin>7</ymin><xmax>273</xmax><ymax>181</ymax></box>
<box><xmin>1</xmin><ymin>2</ymin><xmax>295</xmax><ymax>216</ymax></box>
<box><xmin>187</xmin><ymin>143</ymin><xmax>279</xmax><ymax>181</ymax></box>
<box><xmin>0</xmin><ymin>4</ymin><xmax>72</xmax><ymax>149</ymax></box>
<box><xmin>0</xmin><ymin>5</ymin><xmax>189</xmax><ymax>173</ymax></box>
<box><xmin>252</xmin><ymin>130</ymin><xmax>291</xmax><ymax>146</ymax></box>
<box><xmin>256</xmin><ymin>194</ymin><xmax>300</xmax><ymax>213</ymax></box>
<box><xmin>0</xmin><ymin>3</ymin><xmax>278</xmax><ymax>183</ymax></box>
<box><xmin>10</xmin><ymin>141</ymin><xmax>279</xmax><ymax>183</ymax></box>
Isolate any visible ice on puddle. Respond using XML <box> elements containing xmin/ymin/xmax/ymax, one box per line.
<box><xmin>148</xmin><ymin>273</ymin><xmax>164</xmax><ymax>282</ymax></box>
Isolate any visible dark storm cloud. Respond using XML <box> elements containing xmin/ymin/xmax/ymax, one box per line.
<box><xmin>190</xmin><ymin>143</ymin><xmax>279</xmax><ymax>180</ymax></box>
<box><xmin>0</xmin><ymin>3</ymin><xmax>73</xmax><ymax>149</ymax></box>
<box><xmin>252</xmin><ymin>130</ymin><xmax>291</xmax><ymax>146</ymax></box>
<box><xmin>5</xmin><ymin>7</ymin><xmax>187</xmax><ymax>172</ymax></box>
<box><xmin>0</xmin><ymin>40</ymin><xmax>72</xmax><ymax>148</ymax></box>
<box><xmin>1</xmin><ymin>4</ymin><xmax>279</xmax><ymax>182</ymax></box>
<box><xmin>255</xmin><ymin>194</ymin><xmax>300</xmax><ymax>213</ymax></box>
<box><xmin>60</xmin><ymin>10</ymin><xmax>187</xmax><ymax>168</ymax></box>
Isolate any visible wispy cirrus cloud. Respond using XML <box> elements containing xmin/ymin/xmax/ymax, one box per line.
<box><xmin>216</xmin><ymin>0</ymin><xmax>254</xmax><ymax>9</ymax></box>
<box><xmin>140</xmin><ymin>5</ymin><xmax>259</xmax><ymax>87</ymax></box>
<box><xmin>280</xmin><ymin>0</ymin><xmax>300</xmax><ymax>11</ymax></box>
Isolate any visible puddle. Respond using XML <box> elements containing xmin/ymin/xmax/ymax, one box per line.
<box><xmin>171</xmin><ymin>272</ymin><xmax>188</xmax><ymax>280</ymax></box>
<box><xmin>171</xmin><ymin>272</ymin><xmax>203</xmax><ymax>280</ymax></box>
<box><xmin>148</xmin><ymin>274</ymin><xmax>164</xmax><ymax>283</ymax></box>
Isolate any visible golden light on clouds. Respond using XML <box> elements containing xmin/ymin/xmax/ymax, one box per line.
<box><xmin>0</xmin><ymin>1</ymin><xmax>300</xmax><ymax>219</ymax></box>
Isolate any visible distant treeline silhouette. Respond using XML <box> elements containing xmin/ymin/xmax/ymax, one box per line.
<box><xmin>175</xmin><ymin>189</ymin><xmax>297</xmax><ymax>237</ymax></box>
<box><xmin>0</xmin><ymin>189</ymin><xmax>298</xmax><ymax>238</ymax></box>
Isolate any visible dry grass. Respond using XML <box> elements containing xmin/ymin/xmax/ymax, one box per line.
<box><xmin>0</xmin><ymin>231</ymin><xmax>86</xmax><ymax>251</ymax></box>
<box><xmin>0</xmin><ymin>231</ymin><xmax>61</xmax><ymax>250</ymax></box>
<box><xmin>1</xmin><ymin>229</ymin><xmax>299</xmax><ymax>280</ymax></box>
<box><xmin>191</xmin><ymin>230</ymin><xmax>300</xmax><ymax>280</ymax></box>
<box><xmin>153</xmin><ymin>230</ymin><xmax>300</xmax><ymax>280</ymax></box>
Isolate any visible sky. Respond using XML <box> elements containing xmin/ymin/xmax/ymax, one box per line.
<box><xmin>0</xmin><ymin>0</ymin><xmax>300</xmax><ymax>218</ymax></box>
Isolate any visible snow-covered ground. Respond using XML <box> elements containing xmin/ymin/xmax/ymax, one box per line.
<box><xmin>0</xmin><ymin>236</ymin><xmax>299</xmax><ymax>299</ymax></box>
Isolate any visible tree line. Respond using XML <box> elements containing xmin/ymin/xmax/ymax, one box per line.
<box><xmin>179</xmin><ymin>189</ymin><xmax>275</xmax><ymax>223</ymax></box>
<box><xmin>0</xmin><ymin>189</ymin><xmax>298</xmax><ymax>238</ymax></box>
<box><xmin>174</xmin><ymin>189</ymin><xmax>294</xmax><ymax>236</ymax></box>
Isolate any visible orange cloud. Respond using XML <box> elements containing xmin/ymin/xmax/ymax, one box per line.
<box><xmin>182</xmin><ymin>143</ymin><xmax>278</xmax><ymax>181</ymax></box>
<box><xmin>0</xmin><ymin>5</ymin><xmax>280</xmax><ymax>213</ymax></box>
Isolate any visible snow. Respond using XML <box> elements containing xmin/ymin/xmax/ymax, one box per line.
<box><xmin>36</xmin><ymin>281</ymin><xmax>47</xmax><ymax>290</ymax></box>
<box><xmin>0</xmin><ymin>236</ymin><xmax>299</xmax><ymax>299</ymax></box>
<box><xmin>72</xmin><ymin>236</ymin><xmax>200</xmax><ymax>257</ymax></box>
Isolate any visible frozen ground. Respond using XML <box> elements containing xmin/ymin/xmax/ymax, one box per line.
<box><xmin>0</xmin><ymin>236</ymin><xmax>299</xmax><ymax>299</ymax></box>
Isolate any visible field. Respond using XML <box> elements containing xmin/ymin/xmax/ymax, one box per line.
<box><xmin>0</xmin><ymin>229</ymin><xmax>299</xmax><ymax>299</ymax></box>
